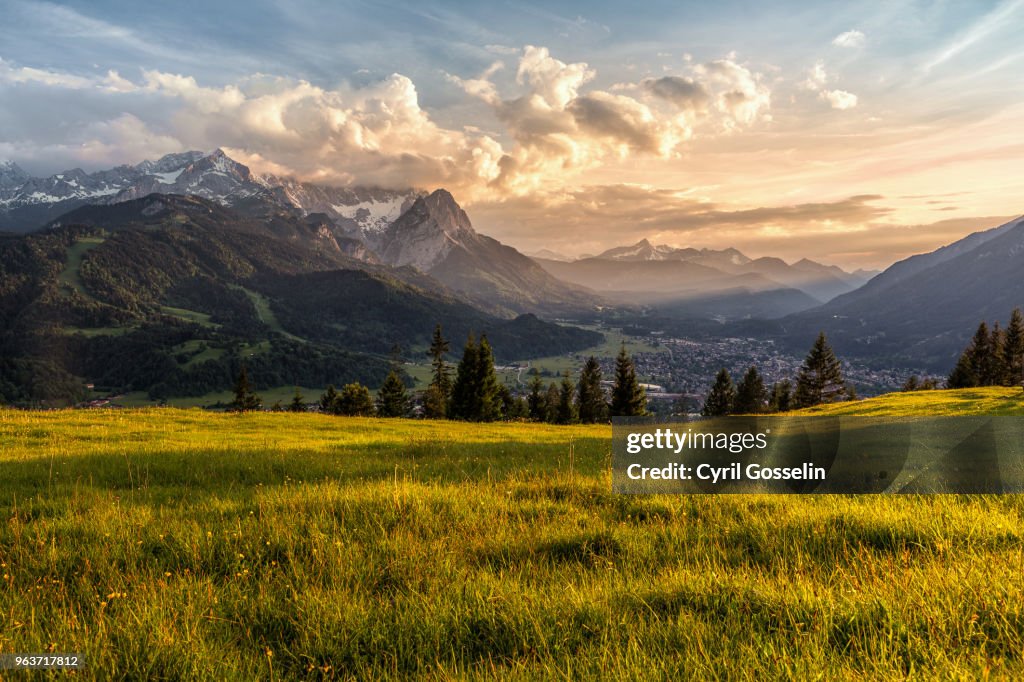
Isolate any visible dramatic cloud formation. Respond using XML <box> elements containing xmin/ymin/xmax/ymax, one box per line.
<box><xmin>832</xmin><ymin>30</ymin><xmax>866</xmax><ymax>48</ymax></box>
<box><xmin>2</xmin><ymin>46</ymin><xmax>774</xmax><ymax>199</ymax></box>
<box><xmin>449</xmin><ymin>46</ymin><xmax>771</xmax><ymax>193</ymax></box>
<box><xmin>0</xmin><ymin>58</ymin><xmax>507</xmax><ymax>190</ymax></box>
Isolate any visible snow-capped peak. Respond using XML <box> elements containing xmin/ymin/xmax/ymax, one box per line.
<box><xmin>0</xmin><ymin>160</ymin><xmax>30</xmax><ymax>189</ymax></box>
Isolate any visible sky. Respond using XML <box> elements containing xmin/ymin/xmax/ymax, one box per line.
<box><xmin>1</xmin><ymin>0</ymin><xmax>1023</xmax><ymax>268</ymax></box>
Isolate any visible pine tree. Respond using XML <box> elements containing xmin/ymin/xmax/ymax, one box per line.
<box><xmin>319</xmin><ymin>384</ymin><xmax>341</xmax><ymax>414</ymax></box>
<box><xmin>425</xmin><ymin>324</ymin><xmax>452</xmax><ymax>417</ymax></box>
<box><xmin>544</xmin><ymin>382</ymin><xmax>560</xmax><ymax>423</ymax></box>
<box><xmin>733</xmin><ymin>366</ymin><xmax>767</xmax><ymax>414</ymax></box>
<box><xmin>230</xmin><ymin>365</ymin><xmax>262</xmax><ymax>412</ymax></box>
<box><xmin>527</xmin><ymin>375</ymin><xmax>546</xmax><ymax>421</ymax></box>
<box><xmin>966</xmin><ymin>322</ymin><xmax>994</xmax><ymax>386</ymax></box>
<box><xmin>702</xmin><ymin>368</ymin><xmax>735</xmax><ymax>417</ymax></box>
<box><xmin>902</xmin><ymin>376</ymin><xmax>920</xmax><ymax>392</ymax></box>
<box><xmin>793</xmin><ymin>332</ymin><xmax>847</xmax><ymax>408</ymax></box>
<box><xmin>496</xmin><ymin>384</ymin><xmax>515</xmax><ymax>420</ymax></box>
<box><xmin>377</xmin><ymin>370</ymin><xmax>410</xmax><ymax>417</ymax></box>
<box><xmin>989</xmin><ymin>322</ymin><xmax>1008</xmax><ymax>386</ymax></box>
<box><xmin>556</xmin><ymin>371</ymin><xmax>578</xmax><ymax>424</ymax></box>
<box><xmin>1005</xmin><ymin>308</ymin><xmax>1024</xmax><ymax>387</ymax></box>
<box><xmin>576</xmin><ymin>356</ymin><xmax>608</xmax><ymax>423</ymax></box>
<box><xmin>768</xmin><ymin>380</ymin><xmax>792</xmax><ymax>413</ymax></box>
<box><xmin>288</xmin><ymin>386</ymin><xmax>306</xmax><ymax>412</ymax></box>
<box><xmin>475</xmin><ymin>335</ymin><xmax>502</xmax><ymax>422</ymax></box>
<box><xmin>337</xmin><ymin>382</ymin><xmax>375</xmax><ymax>416</ymax></box>
<box><xmin>610</xmin><ymin>345</ymin><xmax>647</xmax><ymax>417</ymax></box>
<box><xmin>421</xmin><ymin>384</ymin><xmax>447</xmax><ymax>420</ymax></box>
<box><xmin>947</xmin><ymin>352</ymin><xmax>977</xmax><ymax>389</ymax></box>
<box><xmin>449</xmin><ymin>334</ymin><xmax>479</xmax><ymax>420</ymax></box>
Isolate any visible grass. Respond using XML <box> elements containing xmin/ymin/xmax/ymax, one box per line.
<box><xmin>797</xmin><ymin>386</ymin><xmax>1024</xmax><ymax>416</ymax></box>
<box><xmin>159</xmin><ymin>306</ymin><xmax>218</xmax><ymax>328</ymax></box>
<box><xmin>57</xmin><ymin>237</ymin><xmax>105</xmax><ymax>302</ymax></box>
<box><xmin>1</xmin><ymin>391</ymin><xmax>1023</xmax><ymax>679</ymax></box>
<box><xmin>232</xmin><ymin>286</ymin><xmax>304</xmax><ymax>342</ymax></box>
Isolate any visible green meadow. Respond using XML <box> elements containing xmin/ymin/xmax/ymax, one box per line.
<box><xmin>1</xmin><ymin>389</ymin><xmax>1024</xmax><ymax>679</ymax></box>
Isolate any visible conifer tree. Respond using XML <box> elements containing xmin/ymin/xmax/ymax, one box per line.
<box><xmin>425</xmin><ymin>324</ymin><xmax>452</xmax><ymax>417</ymax></box>
<box><xmin>576</xmin><ymin>356</ymin><xmax>608</xmax><ymax>423</ymax></box>
<box><xmin>422</xmin><ymin>384</ymin><xmax>447</xmax><ymax>420</ymax></box>
<box><xmin>610</xmin><ymin>345</ymin><xmax>647</xmax><ymax>417</ymax></box>
<box><xmin>1006</xmin><ymin>308</ymin><xmax>1024</xmax><ymax>387</ymax></box>
<box><xmin>793</xmin><ymin>332</ymin><xmax>847</xmax><ymax>408</ymax></box>
<box><xmin>947</xmin><ymin>352</ymin><xmax>977</xmax><ymax>389</ymax></box>
<box><xmin>475</xmin><ymin>335</ymin><xmax>502</xmax><ymax>421</ymax></box>
<box><xmin>768</xmin><ymin>380</ymin><xmax>792</xmax><ymax>413</ymax></box>
<box><xmin>319</xmin><ymin>384</ymin><xmax>341</xmax><ymax>414</ymax></box>
<box><xmin>702</xmin><ymin>368</ymin><xmax>735</xmax><ymax>417</ymax></box>
<box><xmin>449</xmin><ymin>334</ymin><xmax>479</xmax><ymax>420</ymax></box>
<box><xmin>556</xmin><ymin>371</ymin><xmax>578</xmax><ymax>424</ymax></box>
<box><xmin>527</xmin><ymin>375</ymin><xmax>546</xmax><ymax>421</ymax></box>
<box><xmin>733</xmin><ymin>366</ymin><xmax>767</xmax><ymax>414</ymax></box>
<box><xmin>376</xmin><ymin>370</ymin><xmax>410</xmax><ymax>417</ymax></box>
<box><xmin>288</xmin><ymin>386</ymin><xmax>306</xmax><ymax>412</ymax></box>
<box><xmin>989</xmin><ymin>322</ymin><xmax>1008</xmax><ymax>386</ymax></box>
<box><xmin>230</xmin><ymin>365</ymin><xmax>262</xmax><ymax>412</ymax></box>
<box><xmin>337</xmin><ymin>382</ymin><xmax>375</xmax><ymax>416</ymax></box>
<box><xmin>544</xmin><ymin>382</ymin><xmax>561</xmax><ymax>423</ymax></box>
<box><xmin>496</xmin><ymin>383</ymin><xmax>515</xmax><ymax>420</ymax></box>
<box><xmin>966</xmin><ymin>322</ymin><xmax>994</xmax><ymax>386</ymax></box>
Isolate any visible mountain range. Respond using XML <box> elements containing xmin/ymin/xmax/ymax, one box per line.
<box><xmin>534</xmin><ymin>238</ymin><xmax>877</xmax><ymax>318</ymax></box>
<box><xmin>775</xmin><ymin>215</ymin><xmax>1024</xmax><ymax>369</ymax></box>
<box><xmin>2</xmin><ymin>150</ymin><xmax>595</xmax><ymax>318</ymax></box>
<box><xmin>3</xmin><ymin>147</ymin><xmax>1020</xmax><ymax>396</ymax></box>
<box><xmin>0</xmin><ymin>191</ymin><xmax>601</xmax><ymax>405</ymax></box>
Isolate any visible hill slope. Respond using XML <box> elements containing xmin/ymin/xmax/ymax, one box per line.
<box><xmin>0</xmin><ymin>195</ymin><xmax>600</xmax><ymax>405</ymax></box>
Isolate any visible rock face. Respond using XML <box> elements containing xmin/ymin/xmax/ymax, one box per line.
<box><xmin>375</xmin><ymin>189</ymin><xmax>597</xmax><ymax>316</ymax></box>
<box><xmin>379</xmin><ymin>190</ymin><xmax>475</xmax><ymax>270</ymax></box>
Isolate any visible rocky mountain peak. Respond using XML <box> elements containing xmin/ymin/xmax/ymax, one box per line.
<box><xmin>0</xmin><ymin>160</ymin><xmax>30</xmax><ymax>189</ymax></box>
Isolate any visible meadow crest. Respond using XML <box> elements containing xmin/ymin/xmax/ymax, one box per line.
<box><xmin>1</xmin><ymin>396</ymin><xmax>1024</xmax><ymax>679</ymax></box>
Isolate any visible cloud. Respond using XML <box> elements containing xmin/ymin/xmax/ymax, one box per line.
<box><xmin>471</xmin><ymin>187</ymin><xmax>1014</xmax><ymax>268</ymax></box>
<box><xmin>1</xmin><ymin>47</ymin><xmax>773</xmax><ymax>199</ymax></box>
<box><xmin>451</xmin><ymin>46</ymin><xmax>771</xmax><ymax>192</ymax></box>
<box><xmin>471</xmin><ymin>185</ymin><xmax>891</xmax><ymax>251</ymax></box>
<box><xmin>832</xmin><ymin>30</ymin><xmax>866</xmax><ymax>48</ymax></box>
<box><xmin>691</xmin><ymin>59</ymin><xmax>772</xmax><ymax>128</ymax></box>
<box><xmin>641</xmin><ymin>76</ymin><xmax>709</xmax><ymax>110</ymax></box>
<box><xmin>802</xmin><ymin>61</ymin><xmax>828</xmax><ymax>90</ymax></box>
<box><xmin>0</xmin><ymin>57</ymin><xmax>506</xmax><ymax>192</ymax></box>
<box><xmin>801</xmin><ymin>61</ymin><xmax>858</xmax><ymax>109</ymax></box>
<box><xmin>821</xmin><ymin>89</ymin><xmax>858</xmax><ymax>110</ymax></box>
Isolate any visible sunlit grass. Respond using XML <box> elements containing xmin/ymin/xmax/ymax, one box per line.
<box><xmin>1</xmin><ymin>404</ymin><xmax>1023</xmax><ymax>679</ymax></box>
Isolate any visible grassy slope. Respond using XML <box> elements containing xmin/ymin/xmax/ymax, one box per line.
<box><xmin>796</xmin><ymin>386</ymin><xmax>1024</xmax><ymax>416</ymax></box>
<box><xmin>0</xmin><ymin>394</ymin><xmax>1023</xmax><ymax>679</ymax></box>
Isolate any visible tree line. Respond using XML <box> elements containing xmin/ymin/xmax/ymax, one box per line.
<box><xmin>947</xmin><ymin>308</ymin><xmax>1024</xmax><ymax>389</ymax></box>
<box><xmin>700</xmin><ymin>331</ymin><xmax>856</xmax><ymax>416</ymax></box>
<box><xmin>229</xmin><ymin>324</ymin><xmax>650</xmax><ymax>422</ymax></box>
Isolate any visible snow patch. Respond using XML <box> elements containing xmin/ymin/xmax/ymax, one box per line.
<box><xmin>331</xmin><ymin>197</ymin><xmax>408</xmax><ymax>233</ymax></box>
<box><xmin>153</xmin><ymin>169</ymin><xmax>185</xmax><ymax>184</ymax></box>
